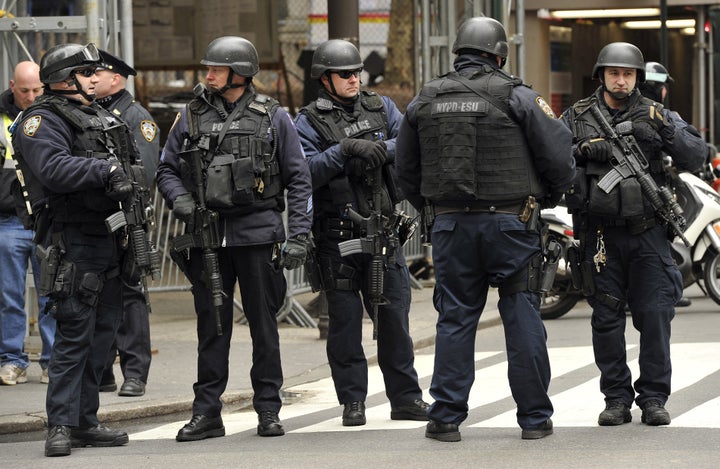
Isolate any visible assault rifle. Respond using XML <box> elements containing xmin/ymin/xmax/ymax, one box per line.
<box><xmin>590</xmin><ymin>105</ymin><xmax>690</xmax><ymax>247</ymax></box>
<box><xmin>105</xmin><ymin>144</ymin><xmax>161</xmax><ymax>314</ymax></box>
<box><xmin>338</xmin><ymin>166</ymin><xmax>396</xmax><ymax>340</ymax></box>
<box><xmin>172</xmin><ymin>138</ymin><xmax>225</xmax><ymax>336</ymax></box>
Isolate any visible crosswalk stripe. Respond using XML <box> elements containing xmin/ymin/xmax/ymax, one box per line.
<box><xmin>129</xmin><ymin>343</ymin><xmax>720</xmax><ymax>440</ymax></box>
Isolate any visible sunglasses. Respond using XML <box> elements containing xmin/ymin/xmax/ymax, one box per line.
<box><xmin>333</xmin><ymin>69</ymin><xmax>362</xmax><ymax>79</ymax></box>
<box><xmin>73</xmin><ymin>68</ymin><xmax>98</xmax><ymax>77</ymax></box>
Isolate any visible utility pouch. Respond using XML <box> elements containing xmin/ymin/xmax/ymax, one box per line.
<box><xmin>580</xmin><ymin>260</ymin><xmax>597</xmax><ymax>296</ymax></box>
<box><xmin>77</xmin><ymin>272</ymin><xmax>103</xmax><ymax>308</ymax></box>
<box><xmin>566</xmin><ymin>241</ymin><xmax>583</xmax><ymax>290</ymax></box>
<box><xmin>231</xmin><ymin>157</ymin><xmax>256</xmax><ymax>205</ymax></box>
<box><xmin>205</xmin><ymin>154</ymin><xmax>235</xmax><ymax>208</ymax></box>
<box><xmin>36</xmin><ymin>244</ymin><xmax>61</xmax><ymax>296</ymax></box>
<box><xmin>53</xmin><ymin>259</ymin><xmax>77</xmax><ymax>298</ymax></box>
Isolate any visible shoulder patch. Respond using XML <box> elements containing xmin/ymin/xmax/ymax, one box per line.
<box><xmin>23</xmin><ymin>115</ymin><xmax>42</xmax><ymax>137</ymax></box>
<box><xmin>535</xmin><ymin>96</ymin><xmax>556</xmax><ymax>119</ymax></box>
<box><xmin>140</xmin><ymin>120</ymin><xmax>158</xmax><ymax>142</ymax></box>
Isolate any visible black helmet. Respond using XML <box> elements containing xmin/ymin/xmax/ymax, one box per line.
<box><xmin>644</xmin><ymin>61</ymin><xmax>674</xmax><ymax>84</ymax></box>
<box><xmin>310</xmin><ymin>40</ymin><xmax>363</xmax><ymax>80</ymax></box>
<box><xmin>201</xmin><ymin>36</ymin><xmax>259</xmax><ymax>77</ymax></box>
<box><xmin>39</xmin><ymin>43</ymin><xmax>101</xmax><ymax>84</ymax></box>
<box><xmin>592</xmin><ymin>42</ymin><xmax>645</xmax><ymax>82</ymax></box>
<box><xmin>452</xmin><ymin>17</ymin><xmax>508</xmax><ymax>60</ymax></box>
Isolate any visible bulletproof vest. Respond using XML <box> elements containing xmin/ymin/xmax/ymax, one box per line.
<box><xmin>181</xmin><ymin>90</ymin><xmax>283</xmax><ymax>216</ymax></box>
<box><xmin>300</xmin><ymin>90</ymin><xmax>396</xmax><ymax>217</ymax></box>
<box><xmin>13</xmin><ymin>94</ymin><xmax>140</xmax><ymax>226</ymax></box>
<box><xmin>414</xmin><ymin>67</ymin><xmax>546</xmax><ymax>204</ymax></box>
<box><xmin>568</xmin><ymin>90</ymin><xmax>665</xmax><ymax>220</ymax></box>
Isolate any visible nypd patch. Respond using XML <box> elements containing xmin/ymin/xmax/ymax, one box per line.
<box><xmin>23</xmin><ymin>115</ymin><xmax>42</xmax><ymax>137</ymax></box>
<box><xmin>535</xmin><ymin>96</ymin><xmax>556</xmax><ymax>119</ymax></box>
<box><xmin>140</xmin><ymin>120</ymin><xmax>158</xmax><ymax>142</ymax></box>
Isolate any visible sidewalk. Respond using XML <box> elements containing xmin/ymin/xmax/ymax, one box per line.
<box><xmin>0</xmin><ymin>283</ymin><xmax>501</xmax><ymax>435</ymax></box>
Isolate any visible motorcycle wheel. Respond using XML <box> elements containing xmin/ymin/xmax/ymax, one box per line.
<box><xmin>703</xmin><ymin>252</ymin><xmax>720</xmax><ymax>305</ymax></box>
<box><xmin>540</xmin><ymin>285</ymin><xmax>580</xmax><ymax>319</ymax></box>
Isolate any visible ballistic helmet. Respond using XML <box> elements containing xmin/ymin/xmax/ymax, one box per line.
<box><xmin>310</xmin><ymin>40</ymin><xmax>364</xmax><ymax>80</ymax></box>
<box><xmin>201</xmin><ymin>36</ymin><xmax>259</xmax><ymax>77</ymax></box>
<box><xmin>592</xmin><ymin>42</ymin><xmax>645</xmax><ymax>82</ymax></box>
<box><xmin>39</xmin><ymin>43</ymin><xmax>101</xmax><ymax>84</ymax></box>
<box><xmin>644</xmin><ymin>61</ymin><xmax>674</xmax><ymax>84</ymax></box>
<box><xmin>452</xmin><ymin>17</ymin><xmax>509</xmax><ymax>60</ymax></box>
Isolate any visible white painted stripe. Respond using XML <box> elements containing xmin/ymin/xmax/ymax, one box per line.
<box><xmin>130</xmin><ymin>344</ymin><xmax>720</xmax><ymax>439</ymax></box>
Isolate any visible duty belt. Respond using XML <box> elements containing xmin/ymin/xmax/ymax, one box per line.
<box><xmin>433</xmin><ymin>201</ymin><xmax>524</xmax><ymax>216</ymax></box>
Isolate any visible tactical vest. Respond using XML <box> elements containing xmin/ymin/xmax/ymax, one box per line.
<box><xmin>300</xmin><ymin>90</ymin><xmax>396</xmax><ymax>217</ymax></box>
<box><xmin>414</xmin><ymin>67</ymin><xmax>546</xmax><ymax>204</ymax></box>
<box><xmin>180</xmin><ymin>90</ymin><xmax>283</xmax><ymax>216</ymax></box>
<box><xmin>13</xmin><ymin>94</ymin><xmax>140</xmax><ymax>226</ymax></box>
<box><xmin>567</xmin><ymin>91</ymin><xmax>665</xmax><ymax>220</ymax></box>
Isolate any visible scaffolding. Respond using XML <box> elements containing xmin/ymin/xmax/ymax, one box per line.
<box><xmin>0</xmin><ymin>0</ymin><xmax>135</xmax><ymax>93</ymax></box>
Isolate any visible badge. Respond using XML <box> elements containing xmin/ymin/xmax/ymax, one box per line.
<box><xmin>535</xmin><ymin>96</ymin><xmax>556</xmax><ymax>119</ymax></box>
<box><xmin>140</xmin><ymin>120</ymin><xmax>158</xmax><ymax>142</ymax></box>
<box><xmin>23</xmin><ymin>115</ymin><xmax>42</xmax><ymax>137</ymax></box>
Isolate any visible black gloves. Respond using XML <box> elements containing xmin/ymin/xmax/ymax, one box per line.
<box><xmin>579</xmin><ymin>138</ymin><xmax>613</xmax><ymax>162</ymax></box>
<box><xmin>281</xmin><ymin>234</ymin><xmax>311</xmax><ymax>270</ymax></box>
<box><xmin>626</xmin><ymin>103</ymin><xmax>670</xmax><ymax>132</ymax></box>
<box><xmin>105</xmin><ymin>165</ymin><xmax>133</xmax><ymax>201</ymax></box>
<box><xmin>172</xmin><ymin>193</ymin><xmax>196</xmax><ymax>223</ymax></box>
<box><xmin>340</xmin><ymin>139</ymin><xmax>387</xmax><ymax>169</ymax></box>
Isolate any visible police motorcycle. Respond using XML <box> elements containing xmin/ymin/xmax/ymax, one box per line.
<box><xmin>539</xmin><ymin>163</ymin><xmax>720</xmax><ymax>319</ymax></box>
<box><xmin>668</xmin><ymin>166</ymin><xmax>720</xmax><ymax>304</ymax></box>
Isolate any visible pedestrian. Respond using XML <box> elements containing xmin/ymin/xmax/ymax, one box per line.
<box><xmin>561</xmin><ymin>42</ymin><xmax>706</xmax><ymax>427</ymax></box>
<box><xmin>156</xmin><ymin>36</ymin><xmax>313</xmax><ymax>441</ymax></box>
<box><xmin>295</xmin><ymin>39</ymin><xmax>428</xmax><ymax>426</ymax></box>
<box><xmin>94</xmin><ymin>49</ymin><xmax>159</xmax><ymax>397</ymax></box>
<box><xmin>0</xmin><ymin>61</ymin><xmax>56</xmax><ymax>386</ymax></box>
<box><xmin>12</xmin><ymin>42</ymin><xmax>144</xmax><ymax>456</ymax></box>
<box><xmin>395</xmin><ymin>17</ymin><xmax>575</xmax><ymax>441</ymax></box>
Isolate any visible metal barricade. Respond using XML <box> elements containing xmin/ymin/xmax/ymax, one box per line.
<box><xmin>148</xmin><ymin>188</ymin><xmax>317</xmax><ymax>327</ymax></box>
<box><xmin>147</xmin><ymin>191</ymin><xmax>430</xmax><ymax>328</ymax></box>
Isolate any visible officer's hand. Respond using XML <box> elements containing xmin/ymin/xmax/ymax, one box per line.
<box><xmin>627</xmin><ymin>104</ymin><xmax>671</xmax><ymax>133</ymax></box>
<box><xmin>105</xmin><ymin>165</ymin><xmax>133</xmax><ymax>202</ymax></box>
<box><xmin>172</xmin><ymin>193</ymin><xmax>196</xmax><ymax>223</ymax></box>
<box><xmin>340</xmin><ymin>139</ymin><xmax>387</xmax><ymax>168</ymax></box>
<box><xmin>281</xmin><ymin>234</ymin><xmax>310</xmax><ymax>270</ymax></box>
<box><xmin>579</xmin><ymin>138</ymin><xmax>613</xmax><ymax>162</ymax></box>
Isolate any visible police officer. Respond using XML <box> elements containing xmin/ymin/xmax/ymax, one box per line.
<box><xmin>95</xmin><ymin>49</ymin><xmax>159</xmax><ymax>397</ymax></box>
<box><xmin>12</xmin><ymin>43</ymin><xmax>141</xmax><ymax>457</ymax></box>
<box><xmin>295</xmin><ymin>39</ymin><xmax>428</xmax><ymax>427</ymax></box>
<box><xmin>639</xmin><ymin>61</ymin><xmax>673</xmax><ymax>106</ymax></box>
<box><xmin>395</xmin><ymin>17</ymin><xmax>575</xmax><ymax>441</ymax></box>
<box><xmin>156</xmin><ymin>36</ymin><xmax>313</xmax><ymax>441</ymax></box>
<box><xmin>561</xmin><ymin>42</ymin><xmax>706</xmax><ymax>427</ymax></box>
